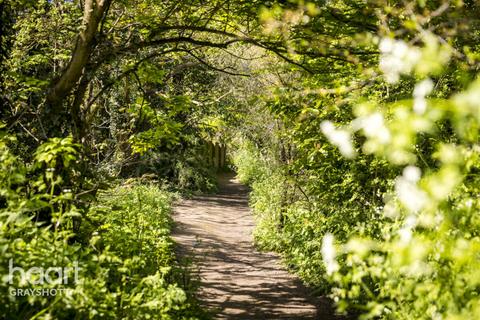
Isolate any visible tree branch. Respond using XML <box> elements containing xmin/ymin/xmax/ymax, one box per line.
<box><xmin>181</xmin><ymin>49</ymin><xmax>250</xmax><ymax>77</ymax></box>
<box><xmin>86</xmin><ymin>49</ymin><xmax>180</xmax><ymax>109</ymax></box>
<box><xmin>45</xmin><ymin>0</ymin><xmax>112</xmax><ymax>110</ymax></box>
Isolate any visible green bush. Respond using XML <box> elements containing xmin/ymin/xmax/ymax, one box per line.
<box><xmin>234</xmin><ymin>32</ymin><xmax>480</xmax><ymax>320</ymax></box>
<box><xmin>174</xmin><ymin>155</ymin><xmax>217</xmax><ymax>193</ymax></box>
<box><xmin>0</xmin><ymin>133</ymin><xmax>206</xmax><ymax>319</ymax></box>
<box><xmin>232</xmin><ymin>140</ymin><xmax>269</xmax><ymax>185</ymax></box>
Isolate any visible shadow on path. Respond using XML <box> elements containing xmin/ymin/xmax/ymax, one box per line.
<box><xmin>172</xmin><ymin>173</ymin><xmax>343</xmax><ymax>320</ymax></box>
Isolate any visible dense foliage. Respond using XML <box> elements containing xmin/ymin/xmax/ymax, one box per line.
<box><xmin>230</xmin><ymin>1</ymin><xmax>480</xmax><ymax>319</ymax></box>
<box><xmin>2</xmin><ymin>0</ymin><xmax>480</xmax><ymax>319</ymax></box>
<box><xmin>0</xmin><ymin>133</ymin><xmax>205</xmax><ymax>319</ymax></box>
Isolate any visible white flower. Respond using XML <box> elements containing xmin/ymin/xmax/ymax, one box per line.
<box><xmin>379</xmin><ymin>38</ymin><xmax>421</xmax><ymax>83</ymax></box>
<box><xmin>320</xmin><ymin>121</ymin><xmax>356</xmax><ymax>158</ymax></box>
<box><xmin>403</xmin><ymin>165</ymin><xmax>421</xmax><ymax>183</ymax></box>
<box><xmin>352</xmin><ymin>112</ymin><xmax>391</xmax><ymax>144</ymax></box>
<box><xmin>413</xmin><ymin>78</ymin><xmax>434</xmax><ymax>98</ymax></box>
<box><xmin>379</xmin><ymin>37</ymin><xmax>395</xmax><ymax>53</ymax></box>
<box><xmin>398</xmin><ymin>215</ymin><xmax>417</xmax><ymax>244</ymax></box>
<box><xmin>321</xmin><ymin>233</ymin><xmax>339</xmax><ymax>275</ymax></box>
<box><xmin>413</xmin><ymin>99</ymin><xmax>427</xmax><ymax>115</ymax></box>
<box><xmin>413</xmin><ymin>78</ymin><xmax>434</xmax><ymax>114</ymax></box>
<box><xmin>395</xmin><ymin>166</ymin><xmax>428</xmax><ymax>212</ymax></box>
<box><xmin>320</xmin><ymin>120</ymin><xmax>335</xmax><ymax>134</ymax></box>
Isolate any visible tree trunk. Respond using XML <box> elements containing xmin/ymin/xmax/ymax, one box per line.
<box><xmin>44</xmin><ymin>0</ymin><xmax>111</xmax><ymax>134</ymax></box>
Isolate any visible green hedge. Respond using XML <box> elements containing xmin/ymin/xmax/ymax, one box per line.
<box><xmin>0</xmin><ymin>135</ymin><xmax>207</xmax><ymax>319</ymax></box>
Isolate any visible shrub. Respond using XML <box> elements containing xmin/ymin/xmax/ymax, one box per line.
<box><xmin>234</xmin><ymin>33</ymin><xmax>480</xmax><ymax>320</ymax></box>
<box><xmin>232</xmin><ymin>140</ymin><xmax>268</xmax><ymax>185</ymax></box>
<box><xmin>0</xmin><ymin>133</ymin><xmax>207</xmax><ymax>319</ymax></box>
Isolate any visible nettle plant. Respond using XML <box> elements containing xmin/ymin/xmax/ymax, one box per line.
<box><xmin>321</xmin><ymin>33</ymin><xmax>480</xmax><ymax>319</ymax></box>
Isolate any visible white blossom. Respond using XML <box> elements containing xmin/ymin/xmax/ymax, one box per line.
<box><xmin>352</xmin><ymin>112</ymin><xmax>391</xmax><ymax>144</ymax></box>
<box><xmin>413</xmin><ymin>78</ymin><xmax>434</xmax><ymax>98</ymax></box>
<box><xmin>379</xmin><ymin>38</ymin><xmax>421</xmax><ymax>83</ymax></box>
<box><xmin>320</xmin><ymin>121</ymin><xmax>356</xmax><ymax>158</ymax></box>
<box><xmin>398</xmin><ymin>215</ymin><xmax>417</xmax><ymax>244</ymax></box>
<box><xmin>395</xmin><ymin>166</ymin><xmax>428</xmax><ymax>212</ymax></box>
<box><xmin>321</xmin><ymin>233</ymin><xmax>339</xmax><ymax>275</ymax></box>
<box><xmin>413</xmin><ymin>99</ymin><xmax>427</xmax><ymax>115</ymax></box>
<box><xmin>403</xmin><ymin>165</ymin><xmax>421</xmax><ymax>183</ymax></box>
<box><xmin>413</xmin><ymin>78</ymin><xmax>434</xmax><ymax>114</ymax></box>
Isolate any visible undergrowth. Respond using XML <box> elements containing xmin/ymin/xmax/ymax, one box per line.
<box><xmin>0</xmin><ymin>135</ymin><xmax>207</xmax><ymax>319</ymax></box>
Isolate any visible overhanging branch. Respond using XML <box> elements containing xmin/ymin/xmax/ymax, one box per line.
<box><xmin>180</xmin><ymin>49</ymin><xmax>250</xmax><ymax>77</ymax></box>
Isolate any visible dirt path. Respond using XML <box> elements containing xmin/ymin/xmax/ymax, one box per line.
<box><xmin>172</xmin><ymin>173</ymin><xmax>340</xmax><ymax>319</ymax></box>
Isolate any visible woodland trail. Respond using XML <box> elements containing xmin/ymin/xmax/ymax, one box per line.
<box><xmin>172</xmin><ymin>173</ymin><xmax>340</xmax><ymax>319</ymax></box>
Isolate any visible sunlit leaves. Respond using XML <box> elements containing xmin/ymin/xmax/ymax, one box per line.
<box><xmin>231</xmin><ymin>2</ymin><xmax>480</xmax><ymax>319</ymax></box>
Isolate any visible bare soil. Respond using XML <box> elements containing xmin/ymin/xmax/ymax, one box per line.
<box><xmin>172</xmin><ymin>173</ymin><xmax>342</xmax><ymax>319</ymax></box>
